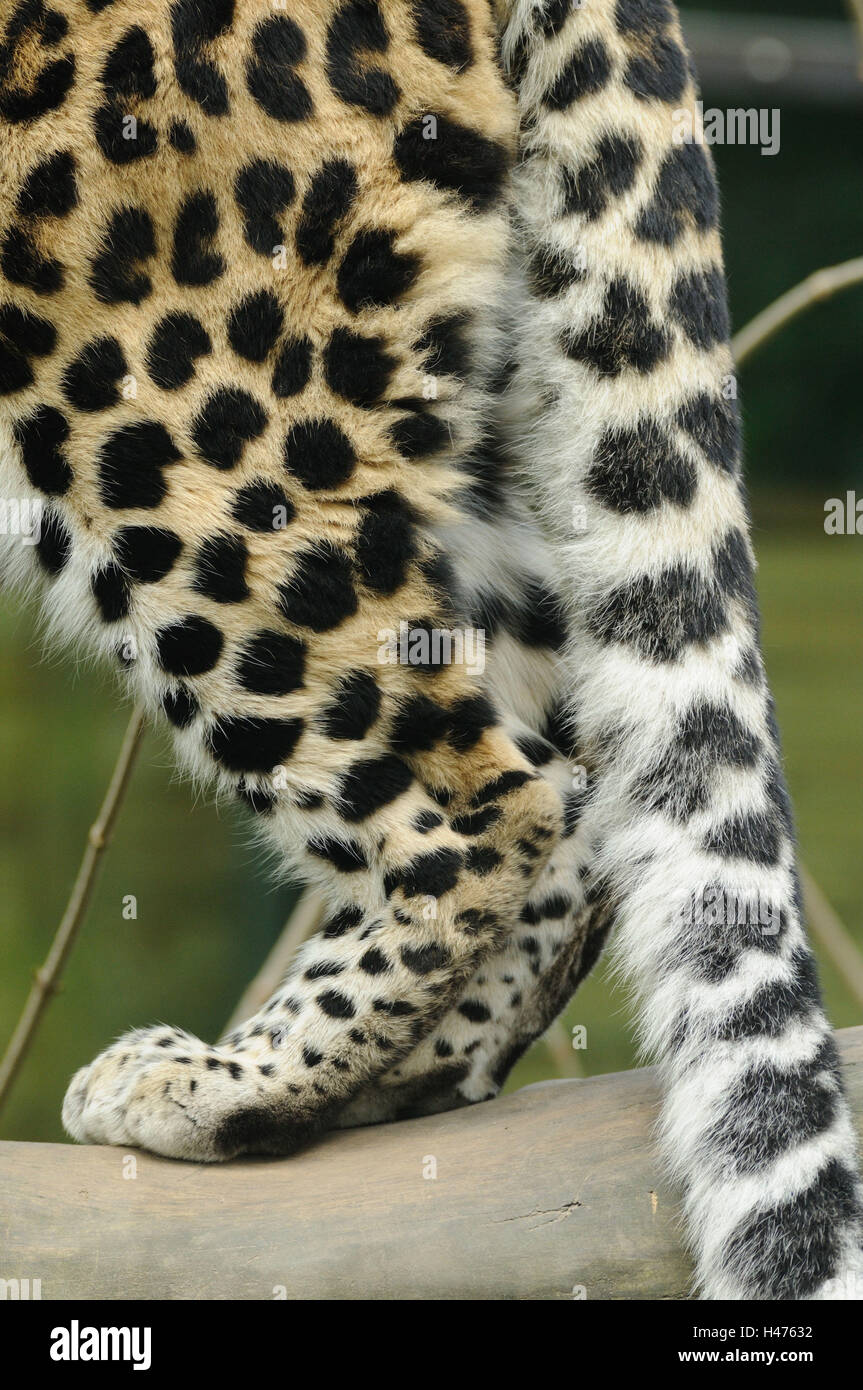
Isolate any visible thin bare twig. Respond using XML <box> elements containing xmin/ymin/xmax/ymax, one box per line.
<box><xmin>0</xmin><ymin>706</ymin><xmax>147</xmax><ymax>1114</ymax></box>
<box><xmin>544</xmin><ymin>1016</ymin><xmax>585</xmax><ymax>1079</ymax></box>
<box><xmin>732</xmin><ymin>256</ymin><xmax>863</xmax><ymax>365</ymax></box>
<box><xmin>800</xmin><ymin>866</ymin><xmax>863</xmax><ymax>1013</ymax></box>
<box><xmin>222</xmin><ymin>890</ymin><xmax>326</xmax><ymax>1035</ymax></box>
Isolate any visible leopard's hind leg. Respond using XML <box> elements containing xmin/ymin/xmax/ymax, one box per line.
<box><xmin>336</xmin><ymin>498</ymin><xmax>611</xmax><ymax>1126</ymax></box>
<box><xmin>0</xmin><ymin>0</ymin><xmax>567</xmax><ymax>1161</ymax></box>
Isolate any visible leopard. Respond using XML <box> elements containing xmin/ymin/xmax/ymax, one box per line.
<box><xmin>1</xmin><ymin>0</ymin><xmax>861</xmax><ymax>1301</ymax></box>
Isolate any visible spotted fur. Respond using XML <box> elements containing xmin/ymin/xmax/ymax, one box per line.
<box><xmin>0</xmin><ymin>0</ymin><xmax>860</xmax><ymax>1301</ymax></box>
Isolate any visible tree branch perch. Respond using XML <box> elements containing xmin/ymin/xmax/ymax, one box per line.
<box><xmin>2</xmin><ymin>1026</ymin><xmax>860</xmax><ymax>1300</ymax></box>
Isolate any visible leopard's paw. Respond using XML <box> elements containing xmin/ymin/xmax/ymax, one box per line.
<box><xmin>61</xmin><ymin>1026</ymin><xmax>258</xmax><ymax>1161</ymax></box>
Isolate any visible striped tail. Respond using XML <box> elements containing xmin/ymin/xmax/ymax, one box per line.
<box><xmin>494</xmin><ymin>0</ymin><xmax>863</xmax><ymax>1297</ymax></box>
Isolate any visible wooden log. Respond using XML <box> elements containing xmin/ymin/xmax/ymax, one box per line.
<box><xmin>2</xmin><ymin>1027</ymin><xmax>862</xmax><ymax>1301</ymax></box>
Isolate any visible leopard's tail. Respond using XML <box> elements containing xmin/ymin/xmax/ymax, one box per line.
<box><xmin>495</xmin><ymin>0</ymin><xmax>863</xmax><ymax>1298</ymax></box>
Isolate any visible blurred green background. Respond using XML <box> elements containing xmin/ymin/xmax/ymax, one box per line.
<box><xmin>2</xmin><ymin>0</ymin><xmax>861</xmax><ymax>1143</ymax></box>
